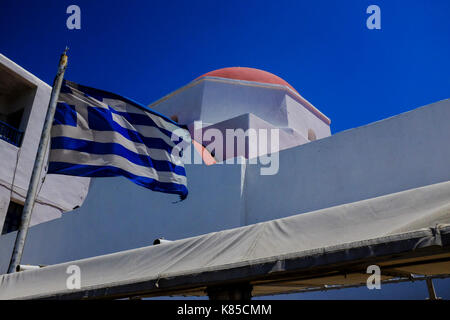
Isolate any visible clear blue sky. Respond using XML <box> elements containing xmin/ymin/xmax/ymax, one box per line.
<box><xmin>1</xmin><ymin>0</ymin><xmax>449</xmax><ymax>299</ymax></box>
<box><xmin>2</xmin><ymin>0</ymin><xmax>449</xmax><ymax>134</ymax></box>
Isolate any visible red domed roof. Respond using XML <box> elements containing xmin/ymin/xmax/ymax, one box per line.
<box><xmin>196</xmin><ymin>67</ymin><xmax>298</xmax><ymax>93</ymax></box>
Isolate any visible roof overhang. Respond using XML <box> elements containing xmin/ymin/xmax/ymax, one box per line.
<box><xmin>10</xmin><ymin>225</ymin><xmax>450</xmax><ymax>299</ymax></box>
<box><xmin>148</xmin><ymin>76</ymin><xmax>331</xmax><ymax>126</ymax></box>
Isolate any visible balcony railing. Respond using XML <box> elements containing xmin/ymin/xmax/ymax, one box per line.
<box><xmin>0</xmin><ymin>119</ymin><xmax>24</xmax><ymax>147</ymax></box>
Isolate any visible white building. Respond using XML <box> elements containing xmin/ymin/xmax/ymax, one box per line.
<box><xmin>0</xmin><ymin>54</ymin><xmax>449</xmax><ymax>299</ymax></box>
<box><xmin>0</xmin><ymin>54</ymin><xmax>89</xmax><ymax>234</ymax></box>
<box><xmin>150</xmin><ymin>67</ymin><xmax>331</xmax><ymax>162</ymax></box>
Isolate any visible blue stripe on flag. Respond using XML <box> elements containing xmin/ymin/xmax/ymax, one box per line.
<box><xmin>53</xmin><ymin>103</ymin><xmax>77</xmax><ymax>127</ymax></box>
<box><xmin>48</xmin><ymin>162</ymin><xmax>188</xmax><ymax>199</ymax></box>
<box><xmin>108</xmin><ymin>108</ymin><xmax>182</xmax><ymax>142</ymax></box>
<box><xmin>50</xmin><ymin>136</ymin><xmax>186</xmax><ymax>176</ymax></box>
<box><xmin>87</xmin><ymin>107</ymin><xmax>176</xmax><ymax>154</ymax></box>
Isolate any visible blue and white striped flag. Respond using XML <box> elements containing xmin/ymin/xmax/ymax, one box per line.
<box><xmin>48</xmin><ymin>81</ymin><xmax>191</xmax><ymax>200</ymax></box>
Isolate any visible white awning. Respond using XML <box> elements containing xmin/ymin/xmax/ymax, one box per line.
<box><xmin>1</xmin><ymin>181</ymin><xmax>450</xmax><ymax>299</ymax></box>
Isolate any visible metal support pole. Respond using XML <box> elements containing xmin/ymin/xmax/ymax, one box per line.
<box><xmin>7</xmin><ymin>49</ymin><xmax>68</xmax><ymax>274</ymax></box>
<box><xmin>426</xmin><ymin>278</ymin><xmax>439</xmax><ymax>300</ymax></box>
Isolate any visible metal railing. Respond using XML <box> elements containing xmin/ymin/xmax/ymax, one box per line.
<box><xmin>0</xmin><ymin>119</ymin><xmax>24</xmax><ymax>147</ymax></box>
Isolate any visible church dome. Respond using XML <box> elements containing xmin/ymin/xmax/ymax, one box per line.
<box><xmin>196</xmin><ymin>67</ymin><xmax>298</xmax><ymax>93</ymax></box>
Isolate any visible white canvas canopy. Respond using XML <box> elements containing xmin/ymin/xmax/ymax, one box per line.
<box><xmin>1</xmin><ymin>180</ymin><xmax>449</xmax><ymax>299</ymax></box>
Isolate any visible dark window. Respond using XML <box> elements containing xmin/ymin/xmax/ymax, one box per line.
<box><xmin>0</xmin><ymin>63</ymin><xmax>37</xmax><ymax>147</ymax></box>
<box><xmin>1</xmin><ymin>201</ymin><xmax>24</xmax><ymax>235</ymax></box>
<box><xmin>6</xmin><ymin>108</ymin><xmax>25</xmax><ymax>129</ymax></box>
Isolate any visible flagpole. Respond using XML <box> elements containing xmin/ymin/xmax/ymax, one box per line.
<box><xmin>7</xmin><ymin>48</ymin><xmax>69</xmax><ymax>274</ymax></box>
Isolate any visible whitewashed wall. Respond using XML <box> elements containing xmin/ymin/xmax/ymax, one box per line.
<box><xmin>0</xmin><ymin>98</ymin><xmax>449</xmax><ymax>275</ymax></box>
<box><xmin>243</xmin><ymin>99</ymin><xmax>450</xmax><ymax>223</ymax></box>
<box><xmin>0</xmin><ymin>152</ymin><xmax>245</xmax><ymax>272</ymax></box>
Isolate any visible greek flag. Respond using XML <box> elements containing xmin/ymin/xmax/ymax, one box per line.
<box><xmin>48</xmin><ymin>81</ymin><xmax>190</xmax><ymax>200</ymax></box>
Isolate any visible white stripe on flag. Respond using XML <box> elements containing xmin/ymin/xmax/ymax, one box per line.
<box><xmin>51</xmin><ymin>125</ymin><xmax>184</xmax><ymax>165</ymax></box>
<box><xmin>49</xmin><ymin>149</ymin><xmax>187</xmax><ymax>185</ymax></box>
